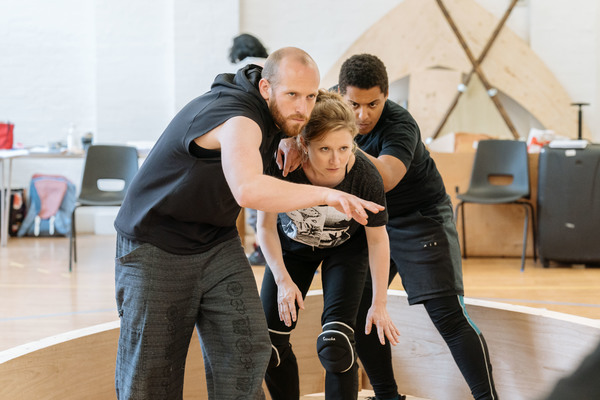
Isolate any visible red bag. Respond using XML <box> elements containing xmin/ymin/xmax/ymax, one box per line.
<box><xmin>0</xmin><ymin>122</ymin><xmax>14</xmax><ymax>149</ymax></box>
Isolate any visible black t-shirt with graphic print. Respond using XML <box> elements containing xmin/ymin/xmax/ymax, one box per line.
<box><xmin>274</xmin><ymin>151</ymin><xmax>387</xmax><ymax>254</ymax></box>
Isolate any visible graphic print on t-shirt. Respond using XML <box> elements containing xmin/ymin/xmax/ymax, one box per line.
<box><xmin>280</xmin><ymin>206</ymin><xmax>351</xmax><ymax>248</ymax></box>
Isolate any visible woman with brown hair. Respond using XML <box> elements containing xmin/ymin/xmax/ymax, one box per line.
<box><xmin>259</xmin><ymin>90</ymin><xmax>399</xmax><ymax>400</ymax></box>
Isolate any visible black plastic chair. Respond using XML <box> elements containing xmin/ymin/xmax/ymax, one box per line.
<box><xmin>69</xmin><ymin>145</ymin><xmax>139</xmax><ymax>271</ymax></box>
<box><xmin>454</xmin><ymin>139</ymin><xmax>537</xmax><ymax>271</ymax></box>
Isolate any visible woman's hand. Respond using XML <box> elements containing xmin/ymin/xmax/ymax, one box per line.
<box><xmin>277</xmin><ymin>278</ymin><xmax>305</xmax><ymax>327</ymax></box>
<box><xmin>365</xmin><ymin>303</ymin><xmax>400</xmax><ymax>346</ymax></box>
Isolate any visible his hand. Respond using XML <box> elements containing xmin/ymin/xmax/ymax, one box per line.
<box><xmin>365</xmin><ymin>304</ymin><xmax>400</xmax><ymax>346</ymax></box>
<box><xmin>277</xmin><ymin>280</ymin><xmax>305</xmax><ymax>327</ymax></box>
<box><xmin>325</xmin><ymin>191</ymin><xmax>385</xmax><ymax>225</ymax></box>
<box><xmin>276</xmin><ymin>138</ymin><xmax>302</xmax><ymax>177</ymax></box>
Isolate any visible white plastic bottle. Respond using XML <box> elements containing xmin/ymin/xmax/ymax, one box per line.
<box><xmin>67</xmin><ymin>124</ymin><xmax>76</xmax><ymax>151</ymax></box>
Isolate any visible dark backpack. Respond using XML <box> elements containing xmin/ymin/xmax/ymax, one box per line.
<box><xmin>17</xmin><ymin>174</ymin><xmax>76</xmax><ymax>237</ymax></box>
<box><xmin>8</xmin><ymin>188</ymin><xmax>26</xmax><ymax>236</ymax></box>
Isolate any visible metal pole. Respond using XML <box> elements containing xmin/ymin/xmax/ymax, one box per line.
<box><xmin>571</xmin><ymin>102</ymin><xmax>590</xmax><ymax>140</ymax></box>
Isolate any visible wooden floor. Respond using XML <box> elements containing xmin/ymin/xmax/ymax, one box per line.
<box><xmin>1</xmin><ymin>234</ymin><xmax>600</xmax><ymax>352</ymax></box>
<box><xmin>302</xmin><ymin>389</ymin><xmax>426</xmax><ymax>399</ymax></box>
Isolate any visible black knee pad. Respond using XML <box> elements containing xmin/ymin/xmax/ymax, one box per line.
<box><xmin>316</xmin><ymin>321</ymin><xmax>355</xmax><ymax>373</ymax></box>
<box><xmin>268</xmin><ymin>330</ymin><xmax>292</xmax><ymax>369</ymax></box>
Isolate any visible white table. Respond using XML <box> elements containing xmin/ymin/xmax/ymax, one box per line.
<box><xmin>0</xmin><ymin>149</ymin><xmax>84</xmax><ymax>247</ymax></box>
<box><xmin>0</xmin><ymin>149</ymin><xmax>29</xmax><ymax>246</ymax></box>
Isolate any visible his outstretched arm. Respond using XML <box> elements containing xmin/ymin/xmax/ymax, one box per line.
<box><xmin>217</xmin><ymin>116</ymin><xmax>384</xmax><ymax>224</ymax></box>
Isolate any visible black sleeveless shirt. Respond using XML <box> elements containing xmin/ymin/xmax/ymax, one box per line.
<box><xmin>114</xmin><ymin>65</ymin><xmax>282</xmax><ymax>254</ymax></box>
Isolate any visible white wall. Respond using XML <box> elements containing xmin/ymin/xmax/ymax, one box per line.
<box><xmin>2</xmin><ymin>0</ymin><xmax>598</xmax><ymax>157</ymax></box>
<box><xmin>1</xmin><ymin>0</ymin><xmax>599</xmax><ymax>228</ymax></box>
<box><xmin>94</xmin><ymin>0</ymin><xmax>174</xmax><ymax>144</ymax></box>
<box><xmin>239</xmin><ymin>0</ymin><xmax>401</xmax><ymax>81</ymax></box>
<box><xmin>240</xmin><ymin>0</ymin><xmax>598</xmax><ymax>141</ymax></box>
<box><xmin>0</xmin><ymin>1</ymin><xmax>236</xmax><ymax>168</ymax></box>
<box><xmin>530</xmin><ymin>0</ymin><xmax>599</xmax><ymax>139</ymax></box>
<box><xmin>0</xmin><ymin>0</ymin><xmax>96</xmax><ymax>148</ymax></box>
<box><xmin>173</xmin><ymin>0</ymin><xmax>239</xmax><ymax>111</ymax></box>
<box><xmin>1</xmin><ymin>0</ymin><xmax>239</xmax><ymax>231</ymax></box>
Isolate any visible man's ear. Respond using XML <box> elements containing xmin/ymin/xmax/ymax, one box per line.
<box><xmin>259</xmin><ymin>78</ymin><xmax>271</xmax><ymax>101</ymax></box>
<box><xmin>298</xmin><ymin>136</ymin><xmax>307</xmax><ymax>152</ymax></box>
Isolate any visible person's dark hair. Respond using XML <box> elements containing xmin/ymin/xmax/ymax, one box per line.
<box><xmin>300</xmin><ymin>90</ymin><xmax>358</xmax><ymax>146</ymax></box>
<box><xmin>229</xmin><ymin>33</ymin><xmax>269</xmax><ymax>64</ymax></box>
<box><xmin>338</xmin><ymin>54</ymin><xmax>389</xmax><ymax>96</ymax></box>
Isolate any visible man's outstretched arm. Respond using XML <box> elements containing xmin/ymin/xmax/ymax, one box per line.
<box><xmin>213</xmin><ymin>116</ymin><xmax>385</xmax><ymax>224</ymax></box>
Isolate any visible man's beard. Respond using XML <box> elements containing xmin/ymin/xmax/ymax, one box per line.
<box><xmin>269</xmin><ymin>98</ymin><xmax>307</xmax><ymax>137</ymax></box>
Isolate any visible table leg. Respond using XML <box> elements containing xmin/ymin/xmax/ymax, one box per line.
<box><xmin>1</xmin><ymin>159</ymin><xmax>6</xmax><ymax>246</ymax></box>
<box><xmin>0</xmin><ymin>158</ymin><xmax>13</xmax><ymax>247</ymax></box>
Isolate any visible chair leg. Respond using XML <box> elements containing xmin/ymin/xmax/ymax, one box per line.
<box><xmin>461</xmin><ymin>203</ymin><xmax>467</xmax><ymax>258</ymax></box>
<box><xmin>454</xmin><ymin>201</ymin><xmax>466</xmax><ymax>259</ymax></box>
<box><xmin>454</xmin><ymin>200</ymin><xmax>533</xmax><ymax>269</ymax></box>
<box><xmin>69</xmin><ymin>234</ymin><xmax>72</xmax><ymax>272</ymax></box>
<box><xmin>69</xmin><ymin>206</ymin><xmax>78</xmax><ymax>272</ymax></box>
<box><xmin>73</xmin><ymin>223</ymin><xmax>77</xmax><ymax>263</ymax></box>
<box><xmin>69</xmin><ymin>209</ymin><xmax>74</xmax><ymax>272</ymax></box>
<box><xmin>527</xmin><ymin>202</ymin><xmax>538</xmax><ymax>262</ymax></box>
<box><xmin>517</xmin><ymin>201</ymin><xmax>538</xmax><ymax>271</ymax></box>
<box><xmin>519</xmin><ymin>203</ymin><xmax>529</xmax><ymax>272</ymax></box>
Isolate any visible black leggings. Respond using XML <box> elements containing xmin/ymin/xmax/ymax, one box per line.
<box><xmin>355</xmin><ymin>293</ymin><xmax>498</xmax><ymax>400</ymax></box>
<box><xmin>261</xmin><ymin>241</ymin><xmax>370</xmax><ymax>400</ymax></box>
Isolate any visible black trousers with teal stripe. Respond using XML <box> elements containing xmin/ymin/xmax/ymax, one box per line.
<box><xmin>355</xmin><ymin>196</ymin><xmax>498</xmax><ymax>400</ymax></box>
